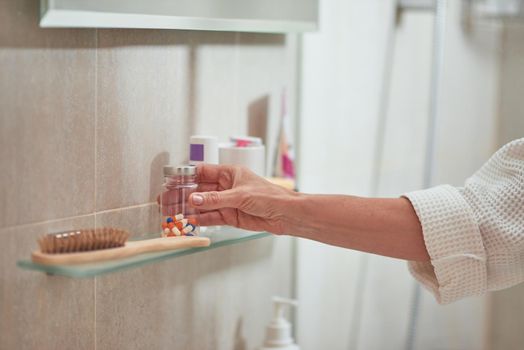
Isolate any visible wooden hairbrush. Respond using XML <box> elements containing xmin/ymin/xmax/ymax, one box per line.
<box><xmin>31</xmin><ymin>227</ymin><xmax>210</xmax><ymax>266</ymax></box>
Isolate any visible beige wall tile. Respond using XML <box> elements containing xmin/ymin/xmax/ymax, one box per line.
<box><xmin>95</xmin><ymin>235</ymin><xmax>291</xmax><ymax>350</ymax></box>
<box><xmin>186</xmin><ymin>31</ymin><xmax>242</xmax><ymax>138</ymax></box>
<box><xmin>0</xmin><ymin>216</ymin><xmax>95</xmax><ymax>350</ymax></box>
<box><xmin>0</xmin><ymin>0</ymin><xmax>96</xmax><ymax>228</ymax></box>
<box><xmin>94</xmin><ymin>204</ymin><xmax>292</xmax><ymax>349</ymax></box>
<box><xmin>95</xmin><ymin>29</ymin><xmax>294</xmax><ymax>211</ymax></box>
<box><xmin>96</xmin><ymin>29</ymin><xmax>198</xmax><ymax>211</ymax></box>
<box><xmin>96</xmin><ymin>203</ymin><xmax>161</xmax><ymax>239</ymax></box>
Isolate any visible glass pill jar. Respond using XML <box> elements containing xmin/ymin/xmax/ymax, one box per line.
<box><xmin>160</xmin><ymin>165</ymin><xmax>200</xmax><ymax>237</ymax></box>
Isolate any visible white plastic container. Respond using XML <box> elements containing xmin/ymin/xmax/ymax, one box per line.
<box><xmin>219</xmin><ymin>142</ymin><xmax>266</xmax><ymax>176</ymax></box>
<box><xmin>189</xmin><ymin>135</ymin><xmax>219</xmax><ymax>165</ymax></box>
<box><xmin>259</xmin><ymin>296</ymin><xmax>300</xmax><ymax>350</ymax></box>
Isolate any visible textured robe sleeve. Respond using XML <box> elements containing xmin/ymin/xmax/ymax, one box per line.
<box><xmin>404</xmin><ymin>138</ymin><xmax>524</xmax><ymax>304</ymax></box>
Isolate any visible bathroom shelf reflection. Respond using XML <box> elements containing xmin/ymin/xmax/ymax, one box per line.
<box><xmin>17</xmin><ymin>227</ymin><xmax>270</xmax><ymax>278</ymax></box>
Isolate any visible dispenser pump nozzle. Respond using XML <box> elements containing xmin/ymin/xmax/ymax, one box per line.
<box><xmin>259</xmin><ymin>296</ymin><xmax>300</xmax><ymax>350</ymax></box>
<box><xmin>272</xmin><ymin>296</ymin><xmax>298</xmax><ymax>322</ymax></box>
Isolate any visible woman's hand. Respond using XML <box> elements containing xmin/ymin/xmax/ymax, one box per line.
<box><xmin>188</xmin><ymin>164</ymin><xmax>428</xmax><ymax>261</ymax></box>
<box><xmin>190</xmin><ymin>164</ymin><xmax>297</xmax><ymax>234</ymax></box>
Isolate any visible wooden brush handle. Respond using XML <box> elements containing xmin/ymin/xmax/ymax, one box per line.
<box><xmin>31</xmin><ymin>236</ymin><xmax>211</xmax><ymax>266</ymax></box>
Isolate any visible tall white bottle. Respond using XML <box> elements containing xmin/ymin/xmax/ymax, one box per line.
<box><xmin>259</xmin><ymin>296</ymin><xmax>300</xmax><ymax>350</ymax></box>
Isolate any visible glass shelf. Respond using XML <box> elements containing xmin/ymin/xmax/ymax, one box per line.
<box><xmin>17</xmin><ymin>227</ymin><xmax>270</xmax><ymax>278</ymax></box>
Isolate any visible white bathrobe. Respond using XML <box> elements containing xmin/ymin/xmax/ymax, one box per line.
<box><xmin>405</xmin><ymin>138</ymin><xmax>524</xmax><ymax>304</ymax></box>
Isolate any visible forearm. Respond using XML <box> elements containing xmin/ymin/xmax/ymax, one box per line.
<box><xmin>282</xmin><ymin>193</ymin><xmax>430</xmax><ymax>261</ymax></box>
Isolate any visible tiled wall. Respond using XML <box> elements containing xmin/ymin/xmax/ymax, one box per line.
<box><xmin>0</xmin><ymin>1</ymin><xmax>295</xmax><ymax>349</ymax></box>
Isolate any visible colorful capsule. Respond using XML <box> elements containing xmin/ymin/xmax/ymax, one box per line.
<box><xmin>172</xmin><ymin>226</ymin><xmax>181</xmax><ymax>236</ymax></box>
<box><xmin>175</xmin><ymin>219</ymin><xmax>187</xmax><ymax>230</ymax></box>
<box><xmin>163</xmin><ymin>213</ymin><xmax>198</xmax><ymax>238</ymax></box>
<box><xmin>182</xmin><ymin>225</ymin><xmax>195</xmax><ymax>234</ymax></box>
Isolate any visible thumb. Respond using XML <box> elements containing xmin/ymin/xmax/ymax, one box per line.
<box><xmin>190</xmin><ymin>190</ymin><xmax>241</xmax><ymax>210</ymax></box>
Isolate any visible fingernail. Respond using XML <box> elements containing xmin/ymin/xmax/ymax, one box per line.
<box><xmin>192</xmin><ymin>194</ymin><xmax>204</xmax><ymax>205</ymax></box>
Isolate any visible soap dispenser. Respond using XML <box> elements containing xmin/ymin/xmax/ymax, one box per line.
<box><xmin>259</xmin><ymin>296</ymin><xmax>300</xmax><ymax>350</ymax></box>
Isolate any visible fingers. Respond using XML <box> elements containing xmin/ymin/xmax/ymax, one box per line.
<box><xmin>197</xmin><ymin>183</ymin><xmax>219</xmax><ymax>192</ymax></box>
<box><xmin>189</xmin><ymin>189</ymin><xmax>242</xmax><ymax>210</ymax></box>
<box><xmin>196</xmin><ymin>164</ymin><xmax>238</xmax><ymax>184</ymax></box>
<box><xmin>196</xmin><ymin>164</ymin><xmax>224</xmax><ymax>183</ymax></box>
<box><xmin>199</xmin><ymin>210</ymin><xmax>277</xmax><ymax>234</ymax></box>
<box><xmin>198</xmin><ymin>211</ymin><xmax>226</xmax><ymax>226</ymax></box>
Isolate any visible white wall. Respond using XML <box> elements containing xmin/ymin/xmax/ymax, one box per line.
<box><xmin>411</xmin><ymin>2</ymin><xmax>501</xmax><ymax>349</ymax></box>
<box><xmin>487</xmin><ymin>23</ymin><xmax>524</xmax><ymax>350</ymax></box>
<box><xmin>296</xmin><ymin>1</ymin><xmax>502</xmax><ymax>349</ymax></box>
<box><xmin>297</xmin><ymin>2</ymin><xmax>396</xmax><ymax>349</ymax></box>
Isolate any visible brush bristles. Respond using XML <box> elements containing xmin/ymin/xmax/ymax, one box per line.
<box><xmin>38</xmin><ymin>228</ymin><xmax>130</xmax><ymax>254</ymax></box>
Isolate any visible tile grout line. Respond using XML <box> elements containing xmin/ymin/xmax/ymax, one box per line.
<box><xmin>0</xmin><ymin>202</ymin><xmax>158</xmax><ymax>232</ymax></box>
<box><xmin>96</xmin><ymin>202</ymin><xmax>157</xmax><ymax>215</ymax></box>
<box><xmin>94</xmin><ymin>27</ymin><xmax>98</xmax><ymax>350</ymax></box>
